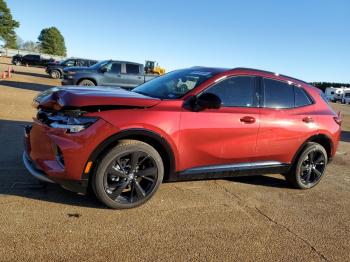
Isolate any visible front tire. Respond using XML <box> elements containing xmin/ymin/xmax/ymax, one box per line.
<box><xmin>78</xmin><ymin>79</ymin><xmax>96</xmax><ymax>86</ymax></box>
<box><xmin>285</xmin><ymin>142</ymin><xmax>328</xmax><ymax>189</ymax></box>
<box><xmin>93</xmin><ymin>140</ymin><xmax>164</xmax><ymax>209</ymax></box>
<box><xmin>50</xmin><ymin>70</ymin><xmax>61</xmax><ymax>79</ymax></box>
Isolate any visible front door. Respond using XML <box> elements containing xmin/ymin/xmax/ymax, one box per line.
<box><xmin>101</xmin><ymin>62</ymin><xmax>123</xmax><ymax>87</ymax></box>
<box><xmin>178</xmin><ymin>76</ymin><xmax>260</xmax><ymax>172</ymax></box>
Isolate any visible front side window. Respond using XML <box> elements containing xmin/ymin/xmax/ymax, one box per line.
<box><xmin>263</xmin><ymin>78</ymin><xmax>294</xmax><ymax>109</ymax></box>
<box><xmin>64</xmin><ymin>60</ymin><xmax>75</xmax><ymax>67</ymax></box>
<box><xmin>126</xmin><ymin>64</ymin><xmax>140</xmax><ymax>74</ymax></box>
<box><xmin>104</xmin><ymin>62</ymin><xmax>121</xmax><ymax>74</ymax></box>
<box><xmin>204</xmin><ymin>76</ymin><xmax>256</xmax><ymax>107</ymax></box>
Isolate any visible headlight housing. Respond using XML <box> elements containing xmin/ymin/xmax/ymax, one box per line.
<box><xmin>49</xmin><ymin>115</ymin><xmax>98</xmax><ymax>133</ymax></box>
<box><xmin>67</xmin><ymin>71</ymin><xmax>76</xmax><ymax>79</ymax></box>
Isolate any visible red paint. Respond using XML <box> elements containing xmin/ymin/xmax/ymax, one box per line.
<box><xmin>24</xmin><ymin>68</ymin><xmax>341</xmax><ymax>186</ymax></box>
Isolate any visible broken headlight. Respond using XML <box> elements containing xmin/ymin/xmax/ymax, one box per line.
<box><xmin>49</xmin><ymin>115</ymin><xmax>98</xmax><ymax>133</ymax></box>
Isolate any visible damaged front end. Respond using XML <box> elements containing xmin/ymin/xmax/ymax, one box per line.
<box><xmin>37</xmin><ymin>108</ymin><xmax>98</xmax><ymax>133</ymax></box>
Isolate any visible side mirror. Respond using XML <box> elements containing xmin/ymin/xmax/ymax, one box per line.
<box><xmin>185</xmin><ymin>93</ymin><xmax>222</xmax><ymax>111</ymax></box>
<box><xmin>197</xmin><ymin>93</ymin><xmax>222</xmax><ymax>110</ymax></box>
<box><xmin>100</xmin><ymin>67</ymin><xmax>108</xmax><ymax>73</ymax></box>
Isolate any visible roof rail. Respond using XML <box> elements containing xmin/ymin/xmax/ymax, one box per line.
<box><xmin>232</xmin><ymin>67</ymin><xmax>309</xmax><ymax>85</ymax></box>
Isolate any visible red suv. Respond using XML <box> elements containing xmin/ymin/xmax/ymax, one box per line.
<box><xmin>23</xmin><ymin>67</ymin><xmax>341</xmax><ymax>209</ymax></box>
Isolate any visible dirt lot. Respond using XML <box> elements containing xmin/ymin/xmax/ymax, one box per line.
<box><xmin>0</xmin><ymin>57</ymin><xmax>349</xmax><ymax>261</ymax></box>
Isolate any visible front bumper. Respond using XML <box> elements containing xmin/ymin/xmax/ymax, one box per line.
<box><xmin>22</xmin><ymin>152</ymin><xmax>55</xmax><ymax>183</ymax></box>
<box><xmin>23</xmin><ymin>118</ymin><xmax>118</xmax><ymax>194</ymax></box>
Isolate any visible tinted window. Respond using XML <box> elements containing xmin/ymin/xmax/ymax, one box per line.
<box><xmin>64</xmin><ymin>60</ymin><xmax>75</xmax><ymax>67</ymax></box>
<box><xmin>75</xmin><ymin>60</ymin><xmax>85</xmax><ymax>66</ymax></box>
<box><xmin>105</xmin><ymin>62</ymin><xmax>121</xmax><ymax>74</ymax></box>
<box><xmin>25</xmin><ymin>55</ymin><xmax>39</xmax><ymax>59</ymax></box>
<box><xmin>263</xmin><ymin>78</ymin><xmax>294</xmax><ymax>108</ymax></box>
<box><xmin>126</xmin><ymin>64</ymin><xmax>140</xmax><ymax>74</ymax></box>
<box><xmin>294</xmin><ymin>87</ymin><xmax>312</xmax><ymax>107</ymax></box>
<box><xmin>205</xmin><ymin>76</ymin><xmax>256</xmax><ymax>107</ymax></box>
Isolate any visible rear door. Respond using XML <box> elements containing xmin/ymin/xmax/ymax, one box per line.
<box><xmin>100</xmin><ymin>62</ymin><xmax>123</xmax><ymax>86</ymax></box>
<box><xmin>255</xmin><ymin>78</ymin><xmax>315</xmax><ymax>164</ymax></box>
<box><xmin>121</xmin><ymin>63</ymin><xmax>144</xmax><ymax>89</ymax></box>
<box><xmin>179</xmin><ymin>76</ymin><xmax>260</xmax><ymax>171</ymax></box>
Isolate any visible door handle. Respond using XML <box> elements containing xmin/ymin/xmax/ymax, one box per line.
<box><xmin>240</xmin><ymin>116</ymin><xmax>256</xmax><ymax>124</ymax></box>
<box><xmin>302</xmin><ymin>116</ymin><xmax>314</xmax><ymax>123</ymax></box>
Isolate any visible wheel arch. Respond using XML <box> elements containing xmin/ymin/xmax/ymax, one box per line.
<box><xmin>77</xmin><ymin>78</ymin><xmax>97</xmax><ymax>86</ymax></box>
<box><xmin>83</xmin><ymin>129</ymin><xmax>176</xmax><ymax>183</ymax></box>
<box><xmin>291</xmin><ymin>134</ymin><xmax>334</xmax><ymax>166</ymax></box>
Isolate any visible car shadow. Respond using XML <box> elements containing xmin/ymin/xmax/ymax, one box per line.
<box><xmin>341</xmin><ymin>131</ymin><xmax>350</xmax><ymax>143</ymax></box>
<box><xmin>226</xmin><ymin>175</ymin><xmax>290</xmax><ymax>188</ymax></box>
<box><xmin>0</xmin><ymin>80</ymin><xmax>54</xmax><ymax>92</ymax></box>
<box><xmin>13</xmin><ymin>70</ymin><xmax>51</xmax><ymax>79</ymax></box>
<box><xmin>0</xmin><ymin>119</ymin><xmax>104</xmax><ymax>209</ymax></box>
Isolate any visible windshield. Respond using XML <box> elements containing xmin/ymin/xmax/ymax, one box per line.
<box><xmin>90</xmin><ymin>60</ymin><xmax>109</xmax><ymax>69</ymax></box>
<box><xmin>133</xmin><ymin>68</ymin><xmax>225</xmax><ymax>99</ymax></box>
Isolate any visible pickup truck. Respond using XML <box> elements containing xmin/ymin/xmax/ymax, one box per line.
<box><xmin>12</xmin><ymin>54</ymin><xmax>55</xmax><ymax>67</ymax></box>
<box><xmin>46</xmin><ymin>58</ymin><xmax>98</xmax><ymax>79</ymax></box>
<box><xmin>62</xmin><ymin>60</ymin><xmax>157</xmax><ymax>90</ymax></box>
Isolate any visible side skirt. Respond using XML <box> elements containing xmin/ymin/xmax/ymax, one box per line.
<box><xmin>168</xmin><ymin>161</ymin><xmax>290</xmax><ymax>182</ymax></box>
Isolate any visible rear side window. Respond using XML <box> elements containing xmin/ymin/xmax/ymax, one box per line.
<box><xmin>263</xmin><ymin>78</ymin><xmax>294</xmax><ymax>109</ymax></box>
<box><xmin>205</xmin><ymin>76</ymin><xmax>256</xmax><ymax>107</ymax></box>
<box><xmin>126</xmin><ymin>64</ymin><xmax>140</xmax><ymax>74</ymax></box>
<box><xmin>294</xmin><ymin>87</ymin><xmax>313</xmax><ymax>107</ymax></box>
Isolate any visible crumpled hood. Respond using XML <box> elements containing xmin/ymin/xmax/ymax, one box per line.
<box><xmin>33</xmin><ymin>86</ymin><xmax>161</xmax><ymax>110</ymax></box>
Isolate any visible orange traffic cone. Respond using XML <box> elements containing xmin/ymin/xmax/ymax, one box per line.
<box><xmin>2</xmin><ymin>71</ymin><xmax>7</xmax><ymax>79</ymax></box>
<box><xmin>8</xmin><ymin>66</ymin><xmax>11</xmax><ymax>78</ymax></box>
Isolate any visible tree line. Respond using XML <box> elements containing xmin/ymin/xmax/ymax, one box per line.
<box><xmin>0</xmin><ymin>0</ymin><xmax>66</xmax><ymax>56</ymax></box>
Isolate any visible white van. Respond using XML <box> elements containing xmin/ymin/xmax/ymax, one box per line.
<box><xmin>325</xmin><ymin>87</ymin><xmax>337</xmax><ymax>102</ymax></box>
<box><xmin>341</xmin><ymin>90</ymin><xmax>350</xmax><ymax>104</ymax></box>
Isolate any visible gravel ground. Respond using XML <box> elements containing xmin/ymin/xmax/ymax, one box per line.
<box><xmin>0</xmin><ymin>57</ymin><xmax>349</xmax><ymax>261</ymax></box>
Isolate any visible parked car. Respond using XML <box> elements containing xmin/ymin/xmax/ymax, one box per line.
<box><xmin>61</xmin><ymin>60</ymin><xmax>157</xmax><ymax>90</ymax></box>
<box><xmin>46</xmin><ymin>58</ymin><xmax>98</xmax><ymax>79</ymax></box>
<box><xmin>23</xmin><ymin>67</ymin><xmax>341</xmax><ymax>209</ymax></box>
<box><xmin>341</xmin><ymin>90</ymin><xmax>350</xmax><ymax>104</ymax></box>
<box><xmin>12</xmin><ymin>54</ymin><xmax>55</xmax><ymax>67</ymax></box>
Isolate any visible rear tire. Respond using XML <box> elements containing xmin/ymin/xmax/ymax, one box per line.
<box><xmin>50</xmin><ymin>70</ymin><xmax>61</xmax><ymax>79</ymax></box>
<box><xmin>285</xmin><ymin>142</ymin><xmax>328</xmax><ymax>189</ymax></box>
<box><xmin>93</xmin><ymin>140</ymin><xmax>164</xmax><ymax>209</ymax></box>
<box><xmin>78</xmin><ymin>79</ymin><xmax>96</xmax><ymax>86</ymax></box>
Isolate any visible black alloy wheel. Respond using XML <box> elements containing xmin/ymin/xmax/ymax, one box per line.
<box><xmin>285</xmin><ymin>142</ymin><xmax>328</xmax><ymax>189</ymax></box>
<box><xmin>299</xmin><ymin>149</ymin><xmax>326</xmax><ymax>187</ymax></box>
<box><xmin>104</xmin><ymin>151</ymin><xmax>158</xmax><ymax>204</ymax></box>
<box><xmin>93</xmin><ymin>140</ymin><xmax>163</xmax><ymax>209</ymax></box>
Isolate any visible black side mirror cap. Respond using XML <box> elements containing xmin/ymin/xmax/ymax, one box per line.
<box><xmin>184</xmin><ymin>93</ymin><xmax>222</xmax><ymax>112</ymax></box>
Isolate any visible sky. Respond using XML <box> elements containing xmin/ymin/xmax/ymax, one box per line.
<box><xmin>6</xmin><ymin>0</ymin><xmax>350</xmax><ymax>82</ymax></box>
